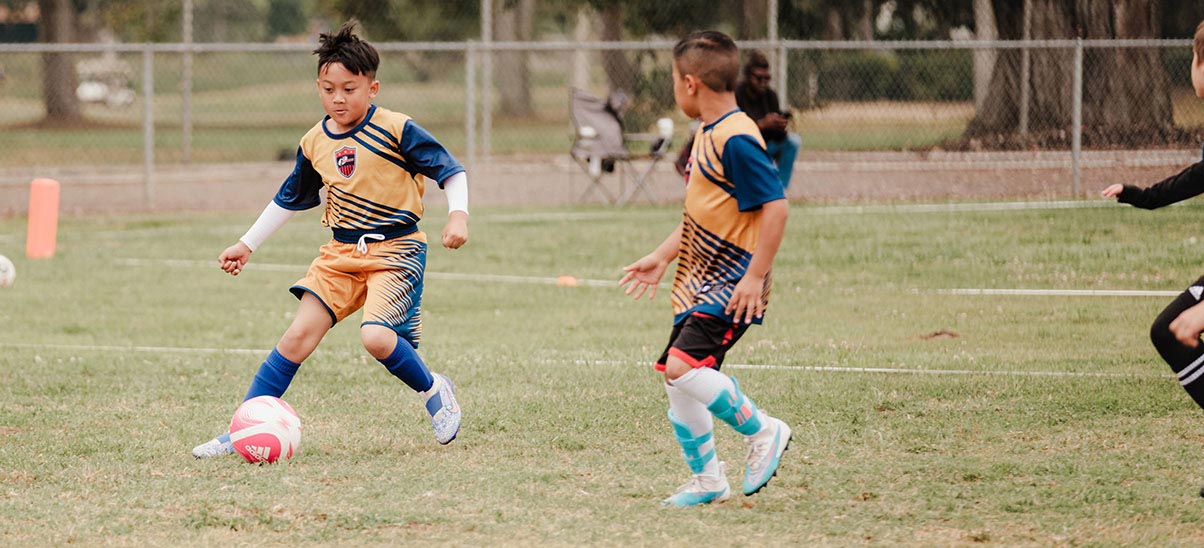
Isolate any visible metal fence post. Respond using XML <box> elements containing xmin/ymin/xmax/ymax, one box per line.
<box><xmin>480</xmin><ymin>0</ymin><xmax>493</xmax><ymax>159</ymax></box>
<box><xmin>1019</xmin><ymin>0</ymin><xmax>1031</xmax><ymax>135</ymax></box>
<box><xmin>142</xmin><ymin>45</ymin><xmax>155</xmax><ymax>208</ymax></box>
<box><xmin>466</xmin><ymin>42</ymin><xmax>477</xmax><ymax>169</ymax></box>
<box><xmin>182</xmin><ymin>0</ymin><xmax>193</xmax><ymax>164</ymax></box>
<box><xmin>1072</xmin><ymin>38</ymin><xmax>1083</xmax><ymax>197</ymax></box>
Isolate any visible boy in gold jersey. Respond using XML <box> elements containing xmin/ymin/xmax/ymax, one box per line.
<box><xmin>193</xmin><ymin>21</ymin><xmax>464</xmax><ymax>458</ymax></box>
<box><xmin>621</xmin><ymin>31</ymin><xmax>792</xmax><ymax>506</ymax></box>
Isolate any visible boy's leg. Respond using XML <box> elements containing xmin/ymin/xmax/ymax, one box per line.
<box><xmin>361</xmin><ymin>237</ymin><xmax>460</xmax><ymax>445</ymax></box>
<box><xmin>660</xmin><ymin>313</ymin><xmax>793</xmax><ymax>496</ymax></box>
<box><xmin>1150</xmin><ymin>278</ymin><xmax>1204</xmax><ymax>410</ymax></box>
<box><xmin>661</xmin><ymin>382</ymin><xmax>729</xmax><ymax>507</ymax></box>
<box><xmin>776</xmin><ymin>133</ymin><xmax>802</xmax><ymax>189</ymax></box>
<box><xmin>362</xmin><ymin>324</ymin><xmax>460</xmax><ymax>445</ymax></box>
<box><xmin>193</xmin><ymin>293</ymin><xmax>332</xmax><ymax>459</ymax></box>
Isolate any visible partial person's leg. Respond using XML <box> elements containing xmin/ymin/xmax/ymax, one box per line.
<box><xmin>1150</xmin><ymin>278</ymin><xmax>1204</xmax><ymax>410</ymax></box>
<box><xmin>245</xmin><ymin>293</ymin><xmax>333</xmax><ymax>400</ymax></box>
<box><xmin>661</xmin><ymin>314</ymin><xmax>792</xmax><ymax>496</ymax></box>
<box><xmin>362</xmin><ymin>237</ymin><xmax>460</xmax><ymax>445</ymax></box>
<box><xmin>776</xmin><ymin>133</ymin><xmax>802</xmax><ymax>189</ymax></box>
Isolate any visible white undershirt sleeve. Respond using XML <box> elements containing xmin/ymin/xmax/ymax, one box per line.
<box><xmin>239</xmin><ymin>201</ymin><xmax>297</xmax><ymax>252</ymax></box>
<box><xmin>443</xmin><ymin>171</ymin><xmax>468</xmax><ymax>215</ymax></box>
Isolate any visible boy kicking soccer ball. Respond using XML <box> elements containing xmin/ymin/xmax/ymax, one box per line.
<box><xmin>1102</xmin><ymin>20</ymin><xmax>1204</xmax><ymax>494</ymax></box>
<box><xmin>193</xmin><ymin>21</ymin><xmax>465</xmax><ymax>458</ymax></box>
<box><xmin>620</xmin><ymin>31</ymin><xmax>792</xmax><ymax>507</ymax></box>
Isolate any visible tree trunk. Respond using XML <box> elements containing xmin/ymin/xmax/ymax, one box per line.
<box><xmin>1079</xmin><ymin>0</ymin><xmax>1172</xmax><ymax>136</ymax></box>
<box><xmin>741</xmin><ymin>0</ymin><xmax>767</xmax><ymax>39</ymax></box>
<box><xmin>973</xmin><ymin>0</ymin><xmax>998</xmax><ymax>110</ymax></box>
<box><xmin>600</xmin><ymin>3</ymin><xmax>634</xmax><ymax>94</ymax></box>
<box><xmin>38</xmin><ymin>0</ymin><xmax>83</xmax><ymax>126</ymax></box>
<box><xmin>965</xmin><ymin>0</ymin><xmax>1173</xmax><ymax>146</ymax></box>
<box><xmin>493</xmin><ymin>0</ymin><xmax>535</xmax><ymax>116</ymax></box>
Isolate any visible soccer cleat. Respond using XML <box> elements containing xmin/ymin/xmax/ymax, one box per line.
<box><xmin>742</xmin><ymin>412</ymin><xmax>792</xmax><ymax>496</ymax></box>
<box><xmin>425</xmin><ymin>373</ymin><xmax>461</xmax><ymax>445</ymax></box>
<box><xmin>191</xmin><ymin>435</ymin><xmax>234</xmax><ymax>459</ymax></box>
<box><xmin>662</xmin><ymin>461</ymin><xmax>731</xmax><ymax>507</ymax></box>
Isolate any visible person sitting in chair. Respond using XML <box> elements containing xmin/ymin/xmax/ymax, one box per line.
<box><xmin>735</xmin><ymin>50</ymin><xmax>800</xmax><ymax>189</ymax></box>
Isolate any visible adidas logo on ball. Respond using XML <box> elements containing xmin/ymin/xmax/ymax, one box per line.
<box><xmin>228</xmin><ymin>396</ymin><xmax>302</xmax><ymax>464</ymax></box>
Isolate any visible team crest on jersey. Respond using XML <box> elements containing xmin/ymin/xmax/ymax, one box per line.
<box><xmin>335</xmin><ymin>146</ymin><xmax>357</xmax><ymax>178</ymax></box>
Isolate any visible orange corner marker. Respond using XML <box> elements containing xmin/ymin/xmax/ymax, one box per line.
<box><xmin>26</xmin><ymin>178</ymin><xmax>60</xmax><ymax>259</ymax></box>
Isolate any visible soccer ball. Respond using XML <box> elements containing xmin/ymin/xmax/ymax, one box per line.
<box><xmin>0</xmin><ymin>255</ymin><xmax>14</xmax><ymax>288</ymax></box>
<box><xmin>229</xmin><ymin>396</ymin><xmax>302</xmax><ymax>464</ymax></box>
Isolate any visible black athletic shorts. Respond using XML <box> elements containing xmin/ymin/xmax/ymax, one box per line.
<box><xmin>655</xmin><ymin>312</ymin><xmax>750</xmax><ymax>372</ymax></box>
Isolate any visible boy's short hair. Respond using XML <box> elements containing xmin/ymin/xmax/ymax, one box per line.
<box><xmin>314</xmin><ymin>21</ymin><xmax>379</xmax><ymax>78</ymax></box>
<box><xmin>673</xmin><ymin>31</ymin><xmax>740</xmax><ymax>93</ymax></box>
<box><xmin>744</xmin><ymin>50</ymin><xmax>770</xmax><ymax>77</ymax></box>
<box><xmin>1196</xmin><ymin>20</ymin><xmax>1204</xmax><ymax>60</ymax></box>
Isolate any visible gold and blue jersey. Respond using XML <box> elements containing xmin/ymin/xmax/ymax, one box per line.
<box><xmin>273</xmin><ymin>104</ymin><xmax>465</xmax><ymax>243</ymax></box>
<box><xmin>673</xmin><ymin>109</ymin><xmax>786</xmax><ymax>325</ymax></box>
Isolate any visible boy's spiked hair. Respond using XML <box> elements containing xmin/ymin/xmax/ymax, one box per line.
<box><xmin>313</xmin><ymin>21</ymin><xmax>379</xmax><ymax>78</ymax></box>
<box><xmin>1196</xmin><ymin>20</ymin><xmax>1204</xmax><ymax>60</ymax></box>
<box><xmin>673</xmin><ymin>31</ymin><xmax>740</xmax><ymax>93</ymax></box>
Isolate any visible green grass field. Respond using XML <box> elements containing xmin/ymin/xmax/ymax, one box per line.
<box><xmin>3</xmin><ymin>201</ymin><xmax>1204</xmax><ymax>545</ymax></box>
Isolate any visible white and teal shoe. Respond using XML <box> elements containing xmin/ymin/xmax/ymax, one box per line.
<box><xmin>425</xmin><ymin>373</ymin><xmax>461</xmax><ymax>445</ymax></box>
<box><xmin>661</xmin><ymin>462</ymin><xmax>730</xmax><ymax>507</ymax></box>
<box><xmin>191</xmin><ymin>433</ymin><xmax>234</xmax><ymax>459</ymax></box>
<box><xmin>742</xmin><ymin>413</ymin><xmax>792</xmax><ymax>496</ymax></box>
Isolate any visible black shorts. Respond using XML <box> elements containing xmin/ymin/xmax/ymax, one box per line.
<box><xmin>655</xmin><ymin>312</ymin><xmax>750</xmax><ymax>372</ymax></box>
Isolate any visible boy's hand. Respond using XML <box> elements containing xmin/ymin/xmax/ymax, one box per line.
<box><xmin>620</xmin><ymin>254</ymin><xmax>669</xmax><ymax>300</ymax></box>
<box><xmin>1170</xmin><ymin>304</ymin><xmax>1204</xmax><ymax>348</ymax></box>
<box><xmin>218</xmin><ymin>241</ymin><xmax>252</xmax><ymax>276</ymax></box>
<box><xmin>725</xmin><ymin>274</ymin><xmax>765</xmax><ymax>325</ymax></box>
<box><xmin>442</xmin><ymin>211</ymin><xmax>468</xmax><ymax>249</ymax></box>
<box><xmin>1101</xmin><ymin>184</ymin><xmax>1124</xmax><ymax>198</ymax></box>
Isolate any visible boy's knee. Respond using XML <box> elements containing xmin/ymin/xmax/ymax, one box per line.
<box><xmin>360</xmin><ymin>325</ymin><xmax>397</xmax><ymax>358</ymax></box>
<box><xmin>662</xmin><ymin>357</ymin><xmax>693</xmax><ymax>382</ymax></box>
<box><xmin>1150</xmin><ymin>315</ymin><xmax>1176</xmax><ymax>350</ymax></box>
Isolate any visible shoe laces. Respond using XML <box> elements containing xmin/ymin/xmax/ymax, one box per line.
<box><xmin>745</xmin><ymin>432</ymin><xmax>773</xmax><ymax>474</ymax></box>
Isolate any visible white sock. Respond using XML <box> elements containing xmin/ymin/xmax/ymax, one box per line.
<box><xmin>666</xmin><ymin>382</ymin><xmax>720</xmax><ymax>477</ymax></box>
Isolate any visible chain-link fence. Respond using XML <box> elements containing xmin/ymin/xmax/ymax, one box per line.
<box><xmin>1</xmin><ymin>39</ymin><xmax>1201</xmax><ymax>206</ymax></box>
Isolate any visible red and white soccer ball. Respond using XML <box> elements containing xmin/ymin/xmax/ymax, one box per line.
<box><xmin>229</xmin><ymin>396</ymin><xmax>302</xmax><ymax>464</ymax></box>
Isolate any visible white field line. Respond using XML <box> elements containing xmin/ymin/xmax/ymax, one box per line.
<box><xmin>476</xmin><ymin>200</ymin><xmax>1123</xmax><ymax>224</ymax></box>
<box><xmin>114</xmin><ymin>257</ymin><xmax>631</xmax><ymax>288</ymax></box>
<box><xmin>807</xmin><ymin>200</ymin><xmax>1117</xmax><ymax>215</ymax></box>
<box><xmin>0</xmin><ymin>342</ymin><xmax>267</xmax><ymax>355</ymax></box>
<box><xmin>0</xmin><ymin>342</ymin><xmax>1168</xmax><ymax>379</ymax></box>
<box><xmin>931</xmin><ymin>288</ymin><xmax>1180</xmax><ymax>297</ymax></box>
<box><xmin>116</xmin><ymin>259</ymin><xmax>1182</xmax><ymax>297</ymax></box>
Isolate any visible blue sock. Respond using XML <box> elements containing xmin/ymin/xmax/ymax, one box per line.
<box><xmin>378</xmin><ymin>336</ymin><xmax>434</xmax><ymax>393</ymax></box>
<box><xmin>243</xmin><ymin>348</ymin><xmax>301</xmax><ymax>401</ymax></box>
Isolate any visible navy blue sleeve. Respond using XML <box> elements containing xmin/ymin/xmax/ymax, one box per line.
<box><xmin>399</xmin><ymin>120</ymin><xmax>465</xmax><ymax>189</ymax></box>
<box><xmin>272</xmin><ymin>147</ymin><xmax>323</xmax><ymax>211</ymax></box>
<box><xmin>721</xmin><ymin>135</ymin><xmax>785</xmax><ymax>211</ymax></box>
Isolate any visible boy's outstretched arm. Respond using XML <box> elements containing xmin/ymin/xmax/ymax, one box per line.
<box><xmin>1171</xmin><ymin>301</ymin><xmax>1204</xmax><ymax>348</ymax></box>
<box><xmin>620</xmin><ymin>223</ymin><xmax>682</xmax><ymax>300</ymax></box>
<box><xmin>218</xmin><ymin>201</ymin><xmax>297</xmax><ymax>276</ymax></box>
<box><xmin>726</xmin><ymin>198</ymin><xmax>789</xmax><ymax>325</ymax></box>
<box><xmin>441</xmin><ymin>172</ymin><xmax>469</xmax><ymax>249</ymax></box>
<box><xmin>1101</xmin><ymin>163</ymin><xmax>1204</xmax><ymax>209</ymax></box>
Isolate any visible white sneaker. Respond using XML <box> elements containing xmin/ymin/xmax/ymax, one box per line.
<box><xmin>425</xmin><ymin>373</ymin><xmax>461</xmax><ymax>445</ymax></box>
<box><xmin>661</xmin><ymin>462</ymin><xmax>731</xmax><ymax>507</ymax></box>
<box><xmin>191</xmin><ymin>436</ymin><xmax>234</xmax><ymax>459</ymax></box>
<box><xmin>742</xmin><ymin>413</ymin><xmax>792</xmax><ymax>496</ymax></box>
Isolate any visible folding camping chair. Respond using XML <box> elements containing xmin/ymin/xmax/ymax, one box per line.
<box><xmin>569</xmin><ymin>87</ymin><xmax>674</xmax><ymax>206</ymax></box>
